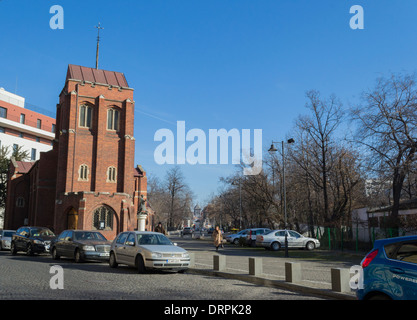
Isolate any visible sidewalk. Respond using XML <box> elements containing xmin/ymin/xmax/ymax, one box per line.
<box><xmin>179</xmin><ymin>236</ymin><xmax>359</xmax><ymax>300</ymax></box>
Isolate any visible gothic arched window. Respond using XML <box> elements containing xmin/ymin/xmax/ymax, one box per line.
<box><xmin>107</xmin><ymin>166</ymin><xmax>117</xmax><ymax>182</ymax></box>
<box><xmin>79</xmin><ymin>164</ymin><xmax>89</xmax><ymax>181</ymax></box>
<box><xmin>92</xmin><ymin>206</ymin><xmax>114</xmax><ymax>230</ymax></box>
<box><xmin>79</xmin><ymin>104</ymin><xmax>93</xmax><ymax>128</ymax></box>
<box><xmin>107</xmin><ymin>108</ymin><xmax>120</xmax><ymax>131</ymax></box>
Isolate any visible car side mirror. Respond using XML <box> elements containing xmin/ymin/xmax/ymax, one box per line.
<box><xmin>126</xmin><ymin>241</ymin><xmax>135</xmax><ymax>246</ymax></box>
<box><xmin>173</xmin><ymin>243</ymin><xmax>178</xmax><ymax>246</ymax></box>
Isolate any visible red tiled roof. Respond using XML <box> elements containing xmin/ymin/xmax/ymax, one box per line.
<box><xmin>66</xmin><ymin>64</ymin><xmax>129</xmax><ymax>88</ymax></box>
<box><xmin>14</xmin><ymin>161</ymin><xmax>35</xmax><ymax>173</ymax></box>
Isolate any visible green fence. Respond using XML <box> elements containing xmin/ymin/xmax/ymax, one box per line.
<box><xmin>314</xmin><ymin>226</ymin><xmax>417</xmax><ymax>253</ymax></box>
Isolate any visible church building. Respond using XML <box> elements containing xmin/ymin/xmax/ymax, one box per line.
<box><xmin>4</xmin><ymin>64</ymin><xmax>153</xmax><ymax>239</ymax></box>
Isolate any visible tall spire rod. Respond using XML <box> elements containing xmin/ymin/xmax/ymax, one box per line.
<box><xmin>95</xmin><ymin>22</ymin><xmax>104</xmax><ymax>69</ymax></box>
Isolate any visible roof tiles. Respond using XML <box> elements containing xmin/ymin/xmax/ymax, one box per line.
<box><xmin>66</xmin><ymin>64</ymin><xmax>129</xmax><ymax>88</ymax></box>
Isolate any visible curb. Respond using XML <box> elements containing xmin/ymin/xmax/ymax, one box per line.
<box><xmin>187</xmin><ymin>268</ymin><xmax>356</xmax><ymax>300</ymax></box>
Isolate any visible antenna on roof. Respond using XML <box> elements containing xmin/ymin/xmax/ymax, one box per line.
<box><xmin>95</xmin><ymin>22</ymin><xmax>104</xmax><ymax>69</ymax></box>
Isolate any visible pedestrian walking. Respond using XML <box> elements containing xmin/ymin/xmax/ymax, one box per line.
<box><xmin>155</xmin><ymin>222</ymin><xmax>166</xmax><ymax>235</ymax></box>
<box><xmin>212</xmin><ymin>225</ymin><xmax>223</xmax><ymax>251</ymax></box>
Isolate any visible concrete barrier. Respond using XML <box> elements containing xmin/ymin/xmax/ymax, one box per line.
<box><xmin>331</xmin><ymin>268</ymin><xmax>351</xmax><ymax>293</ymax></box>
<box><xmin>249</xmin><ymin>257</ymin><xmax>262</xmax><ymax>276</ymax></box>
<box><xmin>285</xmin><ymin>262</ymin><xmax>302</xmax><ymax>283</ymax></box>
<box><xmin>188</xmin><ymin>252</ymin><xmax>195</xmax><ymax>268</ymax></box>
<box><xmin>213</xmin><ymin>255</ymin><xmax>226</xmax><ymax>271</ymax></box>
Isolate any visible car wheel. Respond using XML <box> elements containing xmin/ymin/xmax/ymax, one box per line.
<box><xmin>233</xmin><ymin>239</ymin><xmax>239</xmax><ymax>245</ymax></box>
<box><xmin>26</xmin><ymin>243</ymin><xmax>34</xmax><ymax>256</ymax></box>
<box><xmin>109</xmin><ymin>252</ymin><xmax>118</xmax><ymax>268</ymax></box>
<box><xmin>10</xmin><ymin>242</ymin><xmax>17</xmax><ymax>255</ymax></box>
<box><xmin>52</xmin><ymin>247</ymin><xmax>60</xmax><ymax>260</ymax></box>
<box><xmin>74</xmin><ymin>249</ymin><xmax>83</xmax><ymax>263</ymax></box>
<box><xmin>136</xmin><ymin>255</ymin><xmax>146</xmax><ymax>274</ymax></box>
<box><xmin>306</xmin><ymin>241</ymin><xmax>315</xmax><ymax>251</ymax></box>
<box><xmin>271</xmin><ymin>242</ymin><xmax>281</xmax><ymax>251</ymax></box>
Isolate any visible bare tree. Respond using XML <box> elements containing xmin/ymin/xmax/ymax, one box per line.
<box><xmin>352</xmin><ymin>73</ymin><xmax>417</xmax><ymax>231</ymax></box>
<box><xmin>147</xmin><ymin>166</ymin><xmax>193</xmax><ymax>230</ymax></box>
<box><xmin>296</xmin><ymin>90</ymin><xmax>345</xmax><ymax>225</ymax></box>
<box><xmin>165</xmin><ymin>166</ymin><xmax>192</xmax><ymax>229</ymax></box>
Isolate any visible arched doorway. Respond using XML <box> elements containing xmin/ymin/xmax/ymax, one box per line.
<box><xmin>67</xmin><ymin>208</ymin><xmax>78</xmax><ymax>230</ymax></box>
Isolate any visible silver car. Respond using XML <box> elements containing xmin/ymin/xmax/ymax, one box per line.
<box><xmin>256</xmin><ymin>229</ymin><xmax>320</xmax><ymax>251</ymax></box>
<box><xmin>0</xmin><ymin>230</ymin><xmax>16</xmax><ymax>250</ymax></box>
<box><xmin>226</xmin><ymin>229</ymin><xmax>250</xmax><ymax>244</ymax></box>
<box><xmin>109</xmin><ymin>231</ymin><xmax>190</xmax><ymax>273</ymax></box>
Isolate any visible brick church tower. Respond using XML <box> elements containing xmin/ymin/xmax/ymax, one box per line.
<box><xmin>4</xmin><ymin>65</ymin><xmax>151</xmax><ymax>239</ymax></box>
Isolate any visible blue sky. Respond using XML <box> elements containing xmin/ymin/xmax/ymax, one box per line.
<box><xmin>1</xmin><ymin>0</ymin><xmax>417</xmax><ymax>205</ymax></box>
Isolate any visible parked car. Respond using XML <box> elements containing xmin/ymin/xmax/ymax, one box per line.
<box><xmin>181</xmin><ymin>227</ymin><xmax>193</xmax><ymax>237</ymax></box>
<box><xmin>225</xmin><ymin>228</ymin><xmax>270</xmax><ymax>245</ymax></box>
<box><xmin>246</xmin><ymin>228</ymin><xmax>271</xmax><ymax>246</ymax></box>
<box><xmin>357</xmin><ymin>235</ymin><xmax>417</xmax><ymax>300</ymax></box>
<box><xmin>256</xmin><ymin>229</ymin><xmax>320</xmax><ymax>251</ymax></box>
<box><xmin>51</xmin><ymin>230</ymin><xmax>111</xmax><ymax>263</ymax></box>
<box><xmin>0</xmin><ymin>230</ymin><xmax>16</xmax><ymax>250</ymax></box>
<box><xmin>226</xmin><ymin>229</ymin><xmax>251</xmax><ymax>244</ymax></box>
<box><xmin>109</xmin><ymin>231</ymin><xmax>190</xmax><ymax>273</ymax></box>
<box><xmin>11</xmin><ymin>226</ymin><xmax>56</xmax><ymax>255</ymax></box>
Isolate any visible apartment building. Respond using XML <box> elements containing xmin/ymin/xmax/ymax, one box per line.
<box><xmin>0</xmin><ymin>88</ymin><xmax>55</xmax><ymax>228</ymax></box>
<box><xmin>0</xmin><ymin>87</ymin><xmax>55</xmax><ymax>161</ymax></box>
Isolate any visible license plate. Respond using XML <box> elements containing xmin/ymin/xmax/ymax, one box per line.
<box><xmin>167</xmin><ymin>259</ymin><xmax>178</xmax><ymax>263</ymax></box>
<box><xmin>100</xmin><ymin>253</ymin><xmax>109</xmax><ymax>257</ymax></box>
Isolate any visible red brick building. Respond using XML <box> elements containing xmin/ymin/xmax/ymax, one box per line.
<box><xmin>4</xmin><ymin>64</ymin><xmax>153</xmax><ymax>239</ymax></box>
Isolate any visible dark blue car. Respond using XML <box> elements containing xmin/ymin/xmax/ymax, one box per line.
<box><xmin>357</xmin><ymin>235</ymin><xmax>417</xmax><ymax>300</ymax></box>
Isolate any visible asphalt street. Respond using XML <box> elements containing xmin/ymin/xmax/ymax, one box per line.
<box><xmin>173</xmin><ymin>234</ymin><xmax>362</xmax><ymax>294</ymax></box>
<box><xmin>0</xmin><ymin>250</ymin><xmax>324</xmax><ymax>300</ymax></box>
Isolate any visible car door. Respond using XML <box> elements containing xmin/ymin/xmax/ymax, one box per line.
<box><xmin>274</xmin><ymin>231</ymin><xmax>286</xmax><ymax>246</ymax></box>
<box><xmin>55</xmin><ymin>231</ymin><xmax>68</xmax><ymax>256</ymax></box>
<box><xmin>123</xmin><ymin>232</ymin><xmax>138</xmax><ymax>266</ymax></box>
<box><xmin>114</xmin><ymin>232</ymin><xmax>129</xmax><ymax>264</ymax></box>
<box><xmin>64</xmin><ymin>231</ymin><xmax>75</xmax><ymax>257</ymax></box>
<box><xmin>13</xmin><ymin>228</ymin><xmax>23</xmax><ymax>250</ymax></box>
<box><xmin>17</xmin><ymin>227</ymin><xmax>30</xmax><ymax>250</ymax></box>
<box><xmin>385</xmin><ymin>240</ymin><xmax>417</xmax><ymax>299</ymax></box>
<box><xmin>287</xmin><ymin>231</ymin><xmax>304</xmax><ymax>248</ymax></box>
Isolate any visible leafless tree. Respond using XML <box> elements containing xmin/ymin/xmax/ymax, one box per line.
<box><xmin>352</xmin><ymin>73</ymin><xmax>417</xmax><ymax>230</ymax></box>
<box><xmin>295</xmin><ymin>90</ymin><xmax>345</xmax><ymax>225</ymax></box>
<box><xmin>147</xmin><ymin>166</ymin><xmax>193</xmax><ymax>229</ymax></box>
<box><xmin>165</xmin><ymin>166</ymin><xmax>193</xmax><ymax>229</ymax></box>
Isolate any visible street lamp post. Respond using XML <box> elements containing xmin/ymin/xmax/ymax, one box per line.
<box><xmin>268</xmin><ymin>138</ymin><xmax>294</xmax><ymax>258</ymax></box>
<box><xmin>232</xmin><ymin>177</ymin><xmax>243</xmax><ymax>230</ymax></box>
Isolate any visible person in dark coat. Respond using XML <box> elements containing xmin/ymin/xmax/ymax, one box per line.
<box><xmin>155</xmin><ymin>222</ymin><xmax>166</xmax><ymax>235</ymax></box>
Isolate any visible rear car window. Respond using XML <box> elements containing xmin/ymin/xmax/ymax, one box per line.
<box><xmin>385</xmin><ymin>241</ymin><xmax>417</xmax><ymax>264</ymax></box>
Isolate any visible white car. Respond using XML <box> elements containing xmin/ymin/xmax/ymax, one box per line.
<box><xmin>0</xmin><ymin>230</ymin><xmax>16</xmax><ymax>250</ymax></box>
<box><xmin>256</xmin><ymin>230</ymin><xmax>320</xmax><ymax>251</ymax></box>
<box><xmin>109</xmin><ymin>231</ymin><xmax>190</xmax><ymax>273</ymax></box>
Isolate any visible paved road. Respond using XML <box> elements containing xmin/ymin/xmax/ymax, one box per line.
<box><xmin>173</xmin><ymin>234</ymin><xmax>362</xmax><ymax>293</ymax></box>
<box><xmin>0</xmin><ymin>250</ymin><xmax>324</xmax><ymax>300</ymax></box>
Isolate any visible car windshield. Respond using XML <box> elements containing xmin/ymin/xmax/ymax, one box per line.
<box><xmin>263</xmin><ymin>230</ymin><xmax>274</xmax><ymax>235</ymax></box>
<box><xmin>137</xmin><ymin>233</ymin><xmax>173</xmax><ymax>246</ymax></box>
<box><xmin>30</xmin><ymin>228</ymin><xmax>55</xmax><ymax>237</ymax></box>
<box><xmin>3</xmin><ymin>231</ymin><xmax>15</xmax><ymax>237</ymax></box>
<box><xmin>74</xmin><ymin>231</ymin><xmax>107</xmax><ymax>241</ymax></box>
